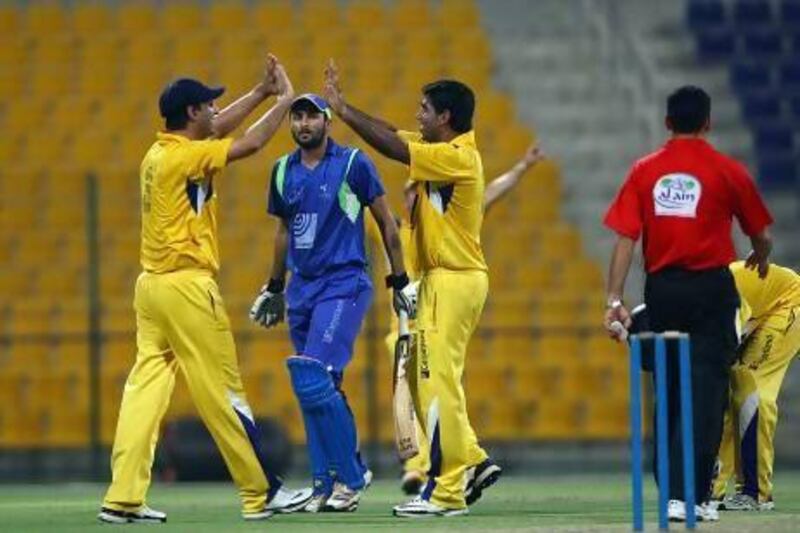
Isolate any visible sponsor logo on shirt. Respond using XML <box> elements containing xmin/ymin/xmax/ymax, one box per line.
<box><xmin>293</xmin><ymin>213</ymin><xmax>318</xmax><ymax>249</ymax></box>
<box><xmin>653</xmin><ymin>173</ymin><xmax>701</xmax><ymax>218</ymax></box>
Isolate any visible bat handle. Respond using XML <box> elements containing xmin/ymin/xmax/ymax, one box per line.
<box><xmin>398</xmin><ymin>309</ymin><xmax>409</xmax><ymax>336</ymax></box>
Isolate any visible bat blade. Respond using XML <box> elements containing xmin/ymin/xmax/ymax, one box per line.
<box><xmin>393</xmin><ymin>312</ymin><xmax>419</xmax><ymax>460</ymax></box>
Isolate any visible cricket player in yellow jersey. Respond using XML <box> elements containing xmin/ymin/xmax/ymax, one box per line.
<box><xmin>711</xmin><ymin>261</ymin><xmax>800</xmax><ymax>511</ymax></box>
<box><xmin>98</xmin><ymin>56</ymin><xmax>313</xmax><ymax>524</ymax></box>
<box><xmin>324</xmin><ymin>60</ymin><xmax>500</xmax><ymax>517</ymax></box>
<box><xmin>386</xmin><ymin>144</ymin><xmax>546</xmax><ymax>495</ymax></box>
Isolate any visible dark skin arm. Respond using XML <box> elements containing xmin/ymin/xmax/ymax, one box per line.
<box><xmin>323</xmin><ymin>59</ymin><xmax>410</xmax><ymax>165</ymax></box>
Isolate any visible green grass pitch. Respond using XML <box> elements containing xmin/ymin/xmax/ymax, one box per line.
<box><xmin>1</xmin><ymin>473</ymin><xmax>800</xmax><ymax>531</ymax></box>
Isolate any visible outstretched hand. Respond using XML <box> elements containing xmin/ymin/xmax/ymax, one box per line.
<box><xmin>324</xmin><ymin>58</ymin><xmax>346</xmax><ymax>116</ymax></box>
<box><xmin>520</xmin><ymin>143</ymin><xmax>546</xmax><ymax>170</ymax></box>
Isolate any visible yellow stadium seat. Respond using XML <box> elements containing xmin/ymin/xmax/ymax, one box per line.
<box><xmin>344</xmin><ymin>1</ymin><xmax>386</xmax><ymax>29</ymax></box>
<box><xmin>28</xmin><ymin>65</ymin><xmax>72</xmax><ymax>99</ymax></box>
<box><xmin>470</xmin><ymin>399</ymin><xmax>519</xmax><ymax>441</ymax></box>
<box><xmin>25</xmin><ymin>2</ymin><xmax>67</xmax><ymax>34</ymax></box>
<box><xmin>72</xmin><ymin>3</ymin><xmax>113</xmax><ymax>33</ymax></box>
<box><xmin>538</xmin><ymin>333</ymin><xmax>582</xmax><ymax>361</ymax></box>
<box><xmin>50</xmin><ymin>96</ymin><xmax>99</xmax><ymax>132</ymax></box>
<box><xmin>0</xmin><ymin>5</ymin><xmax>19</xmax><ymax>33</ymax></box>
<box><xmin>30</xmin><ymin>34</ymin><xmax>78</xmax><ymax>65</ymax></box>
<box><xmin>0</xmin><ymin>35</ymin><xmax>27</xmax><ymax>65</ymax></box>
<box><xmin>251</xmin><ymin>2</ymin><xmax>295</xmax><ymax>28</ymax></box>
<box><xmin>37</xmin><ymin>268</ymin><xmax>85</xmax><ymax>300</ymax></box>
<box><xmin>265</xmin><ymin>31</ymin><xmax>305</xmax><ymax>63</ymax></box>
<box><xmin>298</xmin><ymin>0</ymin><xmax>341</xmax><ymax>31</ymax></box>
<box><xmin>519</xmin><ymin>396</ymin><xmax>581</xmax><ymax>440</ymax></box>
<box><xmin>560</xmin><ymin>260</ymin><xmax>604</xmax><ymax>291</ymax></box>
<box><xmin>391</xmin><ymin>0</ymin><xmax>433</xmax><ymax>30</ymax></box>
<box><xmin>1</xmin><ymin>100</ymin><xmax>48</xmax><ymax>131</ymax></box>
<box><xmin>0</xmin><ymin>205</ymin><xmax>38</xmax><ymax>233</ymax></box>
<box><xmin>116</xmin><ymin>2</ymin><xmax>158</xmax><ymax>34</ymax></box>
<box><xmin>9</xmin><ymin>301</ymin><xmax>55</xmax><ymax>336</ymax></box>
<box><xmin>52</xmin><ymin>340</ymin><xmax>90</xmax><ymax>376</ymax></box>
<box><xmin>438</xmin><ymin>2</ymin><xmax>481</xmax><ymax>31</ymax></box>
<box><xmin>173</xmin><ymin>34</ymin><xmax>214</xmax><ymax>66</ymax></box>
<box><xmin>579</xmin><ymin>397</ymin><xmax>630</xmax><ymax>439</ymax></box>
<box><xmin>208</xmin><ymin>1</ymin><xmax>249</xmax><ymax>32</ymax></box>
<box><xmin>15</xmin><ymin>233</ymin><xmax>61</xmax><ymax>265</ymax></box>
<box><xmin>513</xmin><ymin>262</ymin><xmax>554</xmax><ymax>291</ymax></box>
<box><xmin>538</xmin><ymin>224</ymin><xmax>582</xmax><ymax>262</ymax></box>
<box><xmin>0</xmin><ymin>71</ymin><xmax>24</xmax><ymax>99</ymax></box>
<box><xmin>160</xmin><ymin>2</ymin><xmax>204</xmax><ymax>33</ymax></box>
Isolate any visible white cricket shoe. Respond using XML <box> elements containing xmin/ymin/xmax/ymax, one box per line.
<box><xmin>322</xmin><ymin>483</ymin><xmax>361</xmax><ymax>512</ymax></box>
<box><xmin>393</xmin><ymin>496</ymin><xmax>468</xmax><ymax>518</ymax></box>
<box><xmin>667</xmin><ymin>499</ymin><xmax>718</xmax><ymax>522</ymax></box>
<box><xmin>266</xmin><ymin>487</ymin><xmax>314</xmax><ymax>514</ymax></box>
<box><xmin>98</xmin><ymin>505</ymin><xmax>166</xmax><ymax>524</ymax></box>
<box><xmin>303</xmin><ymin>491</ymin><xmax>330</xmax><ymax>513</ymax></box>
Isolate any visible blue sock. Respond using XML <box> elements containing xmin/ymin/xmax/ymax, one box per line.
<box><xmin>287</xmin><ymin>356</ymin><xmax>365</xmax><ymax>490</ymax></box>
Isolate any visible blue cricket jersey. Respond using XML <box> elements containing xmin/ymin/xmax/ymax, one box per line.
<box><xmin>267</xmin><ymin>139</ymin><xmax>384</xmax><ymax>302</ymax></box>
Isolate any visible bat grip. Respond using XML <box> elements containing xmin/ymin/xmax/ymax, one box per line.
<box><xmin>398</xmin><ymin>309</ymin><xmax>409</xmax><ymax>336</ymax></box>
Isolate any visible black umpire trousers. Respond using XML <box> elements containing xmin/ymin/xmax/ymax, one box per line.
<box><xmin>644</xmin><ymin>266</ymin><xmax>740</xmax><ymax>503</ymax></box>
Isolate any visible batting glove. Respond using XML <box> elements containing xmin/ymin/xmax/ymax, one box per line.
<box><xmin>386</xmin><ymin>273</ymin><xmax>418</xmax><ymax>319</ymax></box>
<box><xmin>249</xmin><ymin>278</ymin><xmax>286</xmax><ymax>328</ymax></box>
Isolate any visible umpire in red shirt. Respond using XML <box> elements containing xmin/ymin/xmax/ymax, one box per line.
<box><xmin>603</xmin><ymin>86</ymin><xmax>773</xmax><ymax>515</ymax></box>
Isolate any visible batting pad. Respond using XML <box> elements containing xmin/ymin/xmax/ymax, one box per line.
<box><xmin>287</xmin><ymin>356</ymin><xmax>365</xmax><ymax>490</ymax></box>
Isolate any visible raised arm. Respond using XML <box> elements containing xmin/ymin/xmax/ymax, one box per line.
<box><xmin>323</xmin><ymin>59</ymin><xmax>410</xmax><ymax>164</ymax></box>
<box><xmin>227</xmin><ymin>60</ymin><xmax>295</xmax><ymax>163</ymax></box>
<box><xmin>213</xmin><ymin>55</ymin><xmax>282</xmax><ymax>138</ymax></box>
<box><xmin>483</xmin><ymin>144</ymin><xmax>545</xmax><ymax>213</ymax></box>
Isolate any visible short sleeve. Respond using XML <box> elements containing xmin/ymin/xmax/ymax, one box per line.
<box><xmin>397</xmin><ymin>130</ymin><xmax>423</xmax><ymax>143</ymax></box>
<box><xmin>603</xmin><ymin>164</ymin><xmax>643</xmax><ymax>240</ymax></box>
<box><xmin>728</xmin><ymin>160</ymin><xmax>773</xmax><ymax>236</ymax></box>
<box><xmin>407</xmin><ymin>140</ymin><xmax>476</xmax><ymax>182</ymax></box>
<box><xmin>183</xmin><ymin>138</ymin><xmax>233</xmax><ymax>180</ymax></box>
<box><xmin>347</xmin><ymin>151</ymin><xmax>385</xmax><ymax>205</ymax></box>
<box><xmin>267</xmin><ymin>160</ymin><xmax>288</xmax><ymax>219</ymax></box>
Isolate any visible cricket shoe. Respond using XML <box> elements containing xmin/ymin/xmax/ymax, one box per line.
<box><xmin>303</xmin><ymin>490</ymin><xmax>331</xmax><ymax>513</ymax></box>
<box><xmin>759</xmin><ymin>497</ymin><xmax>775</xmax><ymax>511</ymax></box>
<box><xmin>465</xmin><ymin>458</ymin><xmax>502</xmax><ymax>505</ymax></box>
<box><xmin>98</xmin><ymin>505</ymin><xmax>166</xmax><ymax>524</ymax></box>
<box><xmin>243</xmin><ymin>487</ymin><xmax>313</xmax><ymax>520</ymax></box>
<box><xmin>401</xmin><ymin>470</ymin><xmax>426</xmax><ymax>495</ymax></box>
<box><xmin>322</xmin><ymin>483</ymin><xmax>361</xmax><ymax>512</ymax></box>
<box><xmin>720</xmin><ymin>493</ymin><xmax>759</xmax><ymax>511</ymax></box>
<box><xmin>393</xmin><ymin>496</ymin><xmax>468</xmax><ymax>518</ymax></box>
<box><xmin>363</xmin><ymin>469</ymin><xmax>374</xmax><ymax>490</ymax></box>
<box><xmin>667</xmin><ymin>500</ymin><xmax>719</xmax><ymax>522</ymax></box>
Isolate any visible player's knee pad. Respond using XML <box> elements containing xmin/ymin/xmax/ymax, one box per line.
<box><xmin>287</xmin><ymin>356</ymin><xmax>336</xmax><ymax>409</ymax></box>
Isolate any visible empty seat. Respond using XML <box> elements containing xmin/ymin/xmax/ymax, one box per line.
<box><xmin>742</xmin><ymin>28</ymin><xmax>783</xmax><ymax>58</ymax></box>
<box><xmin>781</xmin><ymin>0</ymin><xmax>800</xmax><ymax>26</ymax></box>
<box><xmin>207</xmin><ymin>2</ymin><xmax>249</xmax><ymax>32</ymax></box>
<box><xmin>779</xmin><ymin>60</ymin><xmax>800</xmax><ymax>89</ymax></box>
<box><xmin>740</xmin><ymin>93</ymin><xmax>782</xmax><ymax>125</ymax></box>
<box><xmin>696</xmin><ymin>29</ymin><xmax>736</xmax><ymax>61</ymax></box>
<box><xmin>757</xmin><ymin>155</ymin><xmax>798</xmax><ymax>189</ymax></box>
<box><xmin>686</xmin><ymin>0</ymin><xmax>725</xmax><ymax>30</ymax></box>
<box><xmin>730</xmin><ymin>62</ymin><xmax>772</xmax><ymax>93</ymax></box>
<box><xmin>754</xmin><ymin>124</ymin><xmax>794</xmax><ymax>154</ymax></box>
<box><xmin>732</xmin><ymin>0</ymin><xmax>772</xmax><ymax>28</ymax></box>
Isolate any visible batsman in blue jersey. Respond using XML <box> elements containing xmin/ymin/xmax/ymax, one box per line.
<box><xmin>249</xmin><ymin>94</ymin><xmax>416</xmax><ymax>513</ymax></box>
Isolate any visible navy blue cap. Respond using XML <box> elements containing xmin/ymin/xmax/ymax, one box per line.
<box><xmin>158</xmin><ymin>78</ymin><xmax>225</xmax><ymax>118</ymax></box>
<box><xmin>291</xmin><ymin>93</ymin><xmax>332</xmax><ymax>119</ymax></box>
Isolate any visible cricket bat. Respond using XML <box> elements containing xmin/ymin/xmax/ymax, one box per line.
<box><xmin>393</xmin><ymin>310</ymin><xmax>419</xmax><ymax>460</ymax></box>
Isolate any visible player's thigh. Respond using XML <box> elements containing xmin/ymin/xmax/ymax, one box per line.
<box><xmin>303</xmin><ymin>288</ymin><xmax>373</xmax><ymax>372</ymax></box>
<box><xmin>288</xmin><ymin>305</ymin><xmax>312</xmax><ymax>355</ymax></box>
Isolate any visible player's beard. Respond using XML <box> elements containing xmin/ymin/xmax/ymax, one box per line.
<box><xmin>292</xmin><ymin>128</ymin><xmax>326</xmax><ymax>150</ymax></box>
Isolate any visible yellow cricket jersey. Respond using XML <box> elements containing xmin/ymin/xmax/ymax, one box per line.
<box><xmin>399</xmin><ymin>130</ymin><xmax>488</xmax><ymax>274</ymax></box>
<box><xmin>139</xmin><ymin>132</ymin><xmax>233</xmax><ymax>274</ymax></box>
<box><xmin>730</xmin><ymin>260</ymin><xmax>800</xmax><ymax>325</ymax></box>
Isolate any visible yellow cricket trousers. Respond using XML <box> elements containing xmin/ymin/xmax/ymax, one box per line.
<box><xmin>410</xmin><ymin>269</ymin><xmax>489</xmax><ymax>509</ymax></box>
<box><xmin>103</xmin><ymin>270</ymin><xmax>276</xmax><ymax>514</ymax></box>
<box><xmin>713</xmin><ymin>308</ymin><xmax>800</xmax><ymax>502</ymax></box>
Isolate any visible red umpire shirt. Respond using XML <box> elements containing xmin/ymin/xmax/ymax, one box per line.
<box><xmin>604</xmin><ymin>138</ymin><xmax>773</xmax><ymax>273</ymax></box>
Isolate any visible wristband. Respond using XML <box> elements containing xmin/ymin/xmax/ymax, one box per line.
<box><xmin>267</xmin><ymin>278</ymin><xmax>285</xmax><ymax>293</ymax></box>
<box><xmin>385</xmin><ymin>272</ymin><xmax>410</xmax><ymax>290</ymax></box>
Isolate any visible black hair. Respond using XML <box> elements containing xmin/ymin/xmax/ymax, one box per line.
<box><xmin>666</xmin><ymin>85</ymin><xmax>711</xmax><ymax>134</ymax></box>
<box><xmin>422</xmin><ymin>79</ymin><xmax>475</xmax><ymax>133</ymax></box>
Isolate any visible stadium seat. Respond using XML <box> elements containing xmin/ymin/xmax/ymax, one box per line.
<box><xmin>686</xmin><ymin>0</ymin><xmax>726</xmax><ymax>30</ymax></box>
<box><xmin>207</xmin><ymin>1</ymin><xmax>249</xmax><ymax>32</ymax></box>
<box><xmin>742</xmin><ymin>28</ymin><xmax>784</xmax><ymax>58</ymax></box>
<box><xmin>0</xmin><ymin>4</ymin><xmax>19</xmax><ymax>33</ymax></box>
<box><xmin>754</xmin><ymin>124</ymin><xmax>794</xmax><ymax>155</ymax></box>
<box><xmin>695</xmin><ymin>29</ymin><xmax>736</xmax><ymax>61</ymax></box>
<box><xmin>72</xmin><ymin>3</ymin><xmax>113</xmax><ymax>34</ymax></box>
<box><xmin>116</xmin><ymin>2</ymin><xmax>158</xmax><ymax>34</ymax></box>
<box><xmin>730</xmin><ymin>61</ymin><xmax>772</xmax><ymax>94</ymax></box>
<box><xmin>251</xmin><ymin>2</ymin><xmax>295</xmax><ymax>28</ymax></box>
<box><xmin>779</xmin><ymin>60</ymin><xmax>800</xmax><ymax>89</ymax></box>
<box><xmin>757</xmin><ymin>155</ymin><xmax>798</xmax><ymax>188</ymax></box>
<box><xmin>740</xmin><ymin>93</ymin><xmax>782</xmax><ymax>125</ymax></box>
<box><xmin>161</xmin><ymin>2</ymin><xmax>204</xmax><ymax>33</ymax></box>
<box><xmin>732</xmin><ymin>0</ymin><xmax>772</xmax><ymax>28</ymax></box>
<box><xmin>25</xmin><ymin>2</ymin><xmax>67</xmax><ymax>33</ymax></box>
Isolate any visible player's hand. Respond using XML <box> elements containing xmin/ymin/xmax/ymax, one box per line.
<box><xmin>604</xmin><ymin>301</ymin><xmax>631</xmax><ymax>342</ymax></box>
<box><xmin>249</xmin><ymin>279</ymin><xmax>286</xmax><ymax>328</ymax></box>
<box><xmin>744</xmin><ymin>249</ymin><xmax>769</xmax><ymax>279</ymax></box>
<box><xmin>257</xmin><ymin>54</ymin><xmax>280</xmax><ymax>97</ymax></box>
<box><xmin>273</xmin><ymin>63</ymin><xmax>294</xmax><ymax>101</ymax></box>
<box><xmin>520</xmin><ymin>143</ymin><xmax>545</xmax><ymax>170</ymax></box>
<box><xmin>324</xmin><ymin>58</ymin><xmax>346</xmax><ymax>116</ymax></box>
<box><xmin>387</xmin><ymin>273</ymin><xmax>417</xmax><ymax>319</ymax></box>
